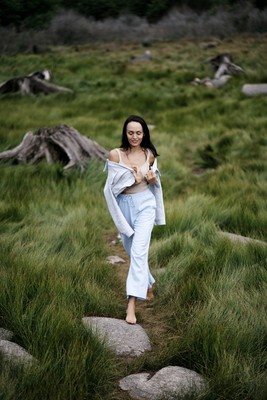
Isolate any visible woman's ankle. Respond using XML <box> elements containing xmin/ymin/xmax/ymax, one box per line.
<box><xmin>126</xmin><ymin>296</ymin><xmax>137</xmax><ymax>324</ymax></box>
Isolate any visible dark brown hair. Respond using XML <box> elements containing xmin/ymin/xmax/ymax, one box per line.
<box><xmin>120</xmin><ymin>115</ymin><xmax>159</xmax><ymax>157</ymax></box>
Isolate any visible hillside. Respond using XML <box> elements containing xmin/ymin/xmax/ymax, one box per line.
<box><xmin>0</xmin><ymin>36</ymin><xmax>266</xmax><ymax>399</ymax></box>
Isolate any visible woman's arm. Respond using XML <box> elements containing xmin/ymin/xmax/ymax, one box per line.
<box><xmin>108</xmin><ymin>149</ymin><xmax>119</xmax><ymax>163</ymax></box>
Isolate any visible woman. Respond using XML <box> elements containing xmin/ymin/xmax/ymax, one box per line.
<box><xmin>104</xmin><ymin>115</ymin><xmax>165</xmax><ymax>324</ymax></box>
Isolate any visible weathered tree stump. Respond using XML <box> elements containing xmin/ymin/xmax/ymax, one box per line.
<box><xmin>0</xmin><ymin>125</ymin><xmax>108</xmax><ymax>171</ymax></box>
<box><xmin>241</xmin><ymin>83</ymin><xmax>267</xmax><ymax>96</ymax></box>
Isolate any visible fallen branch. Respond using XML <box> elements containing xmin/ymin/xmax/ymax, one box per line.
<box><xmin>208</xmin><ymin>54</ymin><xmax>244</xmax><ymax>78</ymax></box>
<box><xmin>191</xmin><ymin>53</ymin><xmax>244</xmax><ymax>89</ymax></box>
<box><xmin>0</xmin><ymin>70</ymin><xmax>73</xmax><ymax>95</ymax></box>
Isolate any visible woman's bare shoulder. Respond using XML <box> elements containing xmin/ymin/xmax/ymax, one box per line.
<box><xmin>108</xmin><ymin>149</ymin><xmax>119</xmax><ymax>163</ymax></box>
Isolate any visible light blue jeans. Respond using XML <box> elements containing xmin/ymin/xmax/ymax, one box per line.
<box><xmin>117</xmin><ymin>189</ymin><xmax>156</xmax><ymax>300</ymax></box>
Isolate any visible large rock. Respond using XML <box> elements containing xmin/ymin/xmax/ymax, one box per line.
<box><xmin>119</xmin><ymin>366</ymin><xmax>205</xmax><ymax>400</ymax></box>
<box><xmin>82</xmin><ymin>317</ymin><xmax>151</xmax><ymax>357</ymax></box>
<box><xmin>0</xmin><ymin>340</ymin><xmax>37</xmax><ymax>368</ymax></box>
<box><xmin>220</xmin><ymin>232</ymin><xmax>266</xmax><ymax>246</ymax></box>
<box><xmin>242</xmin><ymin>83</ymin><xmax>267</xmax><ymax>96</ymax></box>
<box><xmin>0</xmin><ymin>328</ymin><xmax>14</xmax><ymax>340</ymax></box>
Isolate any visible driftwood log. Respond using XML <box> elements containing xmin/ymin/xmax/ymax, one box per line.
<box><xmin>191</xmin><ymin>75</ymin><xmax>231</xmax><ymax>88</ymax></box>
<box><xmin>208</xmin><ymin>54</ymin><xmax>244</xmax><ymax>78</ymax></box>
<box><xmin>0</xmin><ymin>70</ymin><xmax>73</xmax><ymax>95</ymax></box>
<box><xmin>191</xmin><ymin>53</ymin><xmax>244</xmax><ymax>88</ymax></box>
<box><xmin>0</xmin><ymin>125</ymin><xmax>108</xmax><ymax>171</ymax></box>
<box><xmin>241</xmin><ymin>84</ymin><xmax>267</xmax><ymax>96</ymax></box>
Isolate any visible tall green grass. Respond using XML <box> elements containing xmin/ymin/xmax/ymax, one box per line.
<box><xmin>0</xmin><ymin>36</ymin><xmax>267</xmax><ymax>399</ymax></box>
<box><xmin>0</xmin><ymin>164</ymin><xmax>123</xmax><ymax>399</ymax></box>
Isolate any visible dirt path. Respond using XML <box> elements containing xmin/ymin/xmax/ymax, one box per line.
<box><xmin>106</xmin><ymin>232</ymin><xmax>170</xmax><ymax>399</ymax></box>
<box><xmin>106</xmin><ymin>232</ymin><xmax>169</xmax><ymax>336</ymax></box>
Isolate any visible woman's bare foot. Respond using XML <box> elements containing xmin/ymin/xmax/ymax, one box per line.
<box><xmin>126</xmin><ymin>296</ymin><xmax>137</xmax><ymax>324</ymax></box>
<box><xmin>146</xmin><ymin>287</ymin><xmax>154</xmax><ymax>301</ymax></box>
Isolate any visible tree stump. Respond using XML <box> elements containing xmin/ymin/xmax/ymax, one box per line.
<box><xmin>0</xmin><ymin>125</ymin><xmax>109</xmax><ymax>171</ymax></box>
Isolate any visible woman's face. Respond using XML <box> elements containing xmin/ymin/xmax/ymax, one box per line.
<box><xmin>126</xmin><ymin>121</ymin><xmax>144</xmax><ymax>148</ymax></box>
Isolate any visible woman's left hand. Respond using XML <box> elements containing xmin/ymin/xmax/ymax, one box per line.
<box><xmin>145</xmin><ymin>169</ymin><xmax>157</xmax><ymax>185</ymax></box>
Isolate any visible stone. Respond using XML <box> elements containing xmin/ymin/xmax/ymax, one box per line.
<box><xmin>220</xmin><ymin>232</ymin><xmax>266</xmax><ymax>246</ymax></box>
<box><xmin>242</xmin><ymin>83</ymin><xmax>267</xmax><ymax>96</ymax></box>
<box><xmin>153</xmin><ymin>268</ymin><xmax>166</xmax><ymax>275</ymax></box>
<box><xmin>119</xmin><ymin>366</ymin><xmax>205</xmax><ymax>399</ymax></box>
<box><xmin>0</xmin><ymin>328</ymin><xmax>14</xmax><ymax>340</ymax></box>
<box><xmin>0</xmin><ymin>340</ymin><xmax>37</xmax><ymax>368</ymax></box>
<box><xmin>82</xmin><ymin>317</ymin><xmax>151</xmax><ymax>357</ymax></box>
<box><xmin>106</xmin><ymin>255</ymin><xmax>126</xmax><ymax>264</ymax></box>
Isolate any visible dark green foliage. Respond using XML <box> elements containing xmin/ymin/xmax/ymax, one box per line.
<box><xmin>64</xmin><ymin>0</ymin><xmax>125</xmax><ymax>20</ymax></box>
<box><xmin>127</xmin><ymin>0</ymin><xmax>174</xmax><ymax>22</ymax></box>
<box><xmin>1</xmin><ymin>0</ymin><xmax>265</xmax><ymax>28</ymax></box>
<box><xmin>197</xmin><ymin>144</ymin><xmax>221</xmax><ymax>168</ymax></box>
<box><xmin>196</xmin><ymin>134</ymin><xmax>234</xmax><ymax>169</ymax></box>
<box><xmin>0</xmin><ymin>0</ymin><xmax>61</xmax><ymax>28</ymax></box>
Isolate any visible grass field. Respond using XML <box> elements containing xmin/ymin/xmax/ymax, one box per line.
<box><xmin>0</xmin><ymin>35</ymin><xmax>267</xmax><ymax>399</ymax></box>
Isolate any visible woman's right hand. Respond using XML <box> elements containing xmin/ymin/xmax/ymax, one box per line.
<box><xmin>132</xmin><ymin>165</ymin><xmax>142</xmax><ymax>184</ymax></box>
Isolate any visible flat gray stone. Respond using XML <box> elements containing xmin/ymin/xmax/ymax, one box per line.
<box><xmin>82</xmin><ymin>317</ymin><xmax>151</xmax><ymax>357</ymax></box>
<box><xmin>153</xmin><ymin>268</ymin><xmax>166</xmax><ymax>275</ymax></box>
<box><xmin>0</xmin><ymin>328</ymin><xmax>14</xmax><ymax>340</ymax></box>
<box><xmin>220</xmin><ymin>232</ymin><xmax>266</xmax><ymax>246</ymax></box>
<box><xmin>242</xmin><ymin>83</ymin><xmax>267</xmax><ymax>96</ymax></box>
<box><xmin>119</xmin><ymin>366</ymin><xmax>205</xmax><ymax>399</ymax></box>
<box><xmin>106</xmin><ymin>255</ymin><xmax>126</xmax><ymax>264</ymax></box>
<box><xmin>0</xmin><ymin>340</ymin><xmax>37</xmax><ymax>368</ymax></box>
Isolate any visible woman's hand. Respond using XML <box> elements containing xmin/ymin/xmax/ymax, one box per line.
<box><xmin>132</xmin><ymin>165</ymin><xmax>142</xmax><ymax>184</ymax></box>
<box><xmin>145</xmin><ymin>169</ymin><xmax>157</xmax><ymax>185</ymax></box>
